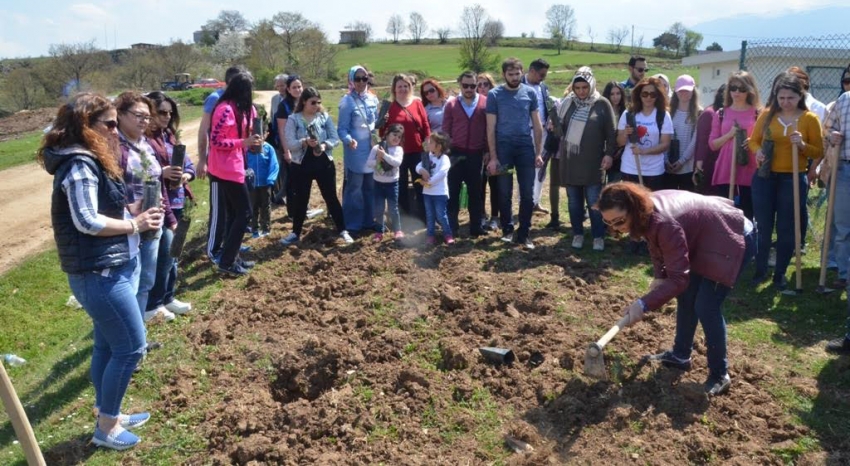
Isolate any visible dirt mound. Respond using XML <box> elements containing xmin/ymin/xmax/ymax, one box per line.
<box><xmin>0</xmin><ymin>107</ymin><xmax>55</xmax><ymax>140</ymax></box>
<box><xmin>159</xmin><ymin>217</ymin><xmax>815</xmax><ymax>464</ymax></box>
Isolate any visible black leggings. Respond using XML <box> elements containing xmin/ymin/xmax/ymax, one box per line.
<box><xmin>216</xmin><ymin>177</ymin><xmax>251</xmax><ymax>268</ymax></box>
<box><xmin>289</xmin><ymin>155</ymin><xmax>345</xmax><ymax>235</ymax></box>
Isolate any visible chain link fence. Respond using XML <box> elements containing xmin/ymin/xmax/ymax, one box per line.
<box><xmin>741</xmin><ymin>33</ymin><xmax>850</xmax><ymax>104</ymax></box>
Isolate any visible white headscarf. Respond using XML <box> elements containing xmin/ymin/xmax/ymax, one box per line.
<box><xmin>558</xmin><ymin>67</ymin><xmax>601</xmax><ymax>160</ymax></box>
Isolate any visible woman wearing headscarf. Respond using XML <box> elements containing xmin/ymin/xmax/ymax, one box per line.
<box><xmin>338</xmin><ymin>65</ymin><xmax>379</xmax><ymax>235</ymax></box>
<box><xmin>554</xmin><ymin>67</ymin><xmax>617</xmax><ymax>251</ymax></box>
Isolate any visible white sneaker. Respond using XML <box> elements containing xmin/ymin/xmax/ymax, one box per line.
<box><xmin>144</xmin><ymin>307</ymin><xmax>176</xmax><ymax>323</ymax></box>
<box><xmin>571</xmin><ymin>235</ymin><xmax>584</xmax><ymax>249</ymax></box>
<box><xmin>340</xmin><ymin>230</ymin><xmax>354</xmax><ymax>244</ymax></box>
<box><xmin>593</xmin><ymin>238</ymin><xmax>604</xmax><ymax>251</ymax></box>
<box><xmin>306</xmin><ymin>208</ymin><xmax>325</xmax><ymax>219</ymax></box>
<box><xmin>164</xmin><ymin>299</ymin><xmax>192</xmax><ymax>315</ymax></box>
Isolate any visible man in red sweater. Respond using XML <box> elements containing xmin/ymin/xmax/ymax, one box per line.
<box><xmin>442</xmin><ymin>71</ymin><xmax>488</xmax><ymax>237</ymax></box>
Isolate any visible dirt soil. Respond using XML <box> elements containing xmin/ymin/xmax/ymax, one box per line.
<box><xmin>0</xmin><ymin>108</ymin><xmax>55</xmax><ymax>141</ymax></box>
<box><xmin>152</xmin><ymin>210</ymin><xmax>825</xmax><ymax>465</ymax></box>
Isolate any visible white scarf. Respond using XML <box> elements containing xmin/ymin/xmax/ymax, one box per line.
<box><xmin>558</xmin><ymin>67</ymin><xmax>600</xmax><ymax>160</ymax></box>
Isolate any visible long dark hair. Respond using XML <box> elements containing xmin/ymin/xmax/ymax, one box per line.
<box><xmin>762</xmin><ymin>72</ymin><xmax>808</xmax><ymax>137</ymax></box>
<box><xmin>712</xmin><ymin>84</ymin><xmax>726</xmax><ymax>111</ymax></box>
<box><xmin>215</xmin><ymin>72</ymin><xmax>254</xmax><ymax>138</ymax></box>
<box><xmin>145</xmin><ymin>91</ymin><xmax>180</xmax><ymax>134</ymax></box>
<box><xmin>602</xmin><ymin>81</ymin><xmax>626</xmax><ymax>117</ymax></box>
<box><xmin>295</xmin><ymin>87</ymin><xmax>324</xmax><ymax>114</ymax></box>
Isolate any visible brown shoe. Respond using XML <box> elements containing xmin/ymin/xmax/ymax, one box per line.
<box><xmin>532</xmin><ymin>204</ymin><xmax>549</xmax><ymax>214</ymax></box>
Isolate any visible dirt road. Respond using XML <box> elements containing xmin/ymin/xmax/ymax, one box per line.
<box><xmin>0</xmin><ymin>92</ymin><xmax>279</xmax><ymax>275</ymax></box>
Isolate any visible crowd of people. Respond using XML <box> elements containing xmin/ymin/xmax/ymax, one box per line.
<box><xmin>37</xmin><ymin>55</ymin><xmax>850</xmax><ymax>450</ymax></box>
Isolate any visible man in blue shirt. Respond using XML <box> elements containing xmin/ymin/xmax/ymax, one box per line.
<box><xmin>621</xmin><ymin>56</ymin><xmax>648</xmax><ymax>98</ymax></box>
<box><xmin>486</xmin><ymin>57</ymin><xmax>544</xmax><ymax>249</ymax></box>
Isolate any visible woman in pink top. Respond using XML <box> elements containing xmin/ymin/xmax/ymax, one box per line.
<box><xmin>709</xmin><ymin>71</ymin><xmax>762</xmax><ymax>220</ymax></box>
<box><xmin>208</xmin><ymin>72</ymin><xmax>261</xmax><ymax>276</ymax></box>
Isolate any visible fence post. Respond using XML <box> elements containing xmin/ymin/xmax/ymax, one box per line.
<box><xmin>739</xmin><ymin>40</ymin><xmax>748</xmax><ymax>71</ymax></box>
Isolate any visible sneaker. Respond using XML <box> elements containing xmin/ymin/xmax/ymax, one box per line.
<box><xmin>768</xmin><ymin>249</ymin><xmax>777</xmax><ymax>267</ymax></box>
<box><xmin>306</xmin><ymin>208</ymin><xmax>325</xmax><ymax>219</ymax></box>
<box><xmin>394</xmin><ymin>231</ymin><xmax>405</xmax><ymax>240</ymax></box>
<box><xmin>259</xmin><ymin>230</ymin><xmax>270</xmax><ymax>238</ymax></box>
<box><xmin>500</xmin><ymin>233</ymin><xmax>514</xmax><ymax>243</ymax></box>
<box><xmin>593</xmin><ymin>238</ymin><xmax>605</xmax><ymax>251</ymax></box>
<box><xmin>445</xmin><ymin>235</ymin><xmax>455</xmax><ymax>245</ymax></box>
<box><xmin>571</xmin><ymin>235</ymin><xmax>585</xmax><ymax>249</ymax></box>
<box><xmin>237</xmin><ymin>257</ymin><xmax>256</xmax><ymax>269</ymax></box>
<box><xmin>217</xmin><ymin>262</ymin><xmax>249</xmax><ymax>277</ymax></box>
<box><xmin>340</xmin><ymin>230</ymin><xmax>354</xmax><ymax>244</ymax></box>
<box><xmin>520</xmin><ymin>238</ymin><xmax>535</xmax><ymax>250</ymax></box>
<box><xmin>143</xmin><ymin>307</ymin><xmax>176</xmax><ymax>323</ymax></box>
<box><xmin>826</xmin><ymin>337</ymin><xmax>850</xmax><ymax>354</ymax></box>
<box><xmin>251</xmin><ymin>231</ymin><xmax>260</xmax><ymax>239</ymax></box>
<box><xmin>92</xmin><ymin>427</ymin><xmax>140</xmax><ymax>451</ymax></box>
<box><xmin>118</xmin><ymin>412</ymin><xmax>150</xmax><ymax>430</ymax></box>
<box><xmin>647</xmin><ymin>350</ymin><xmax>692</xmax><ymax>371</ymax></box>
<box><xmin>426</xmin><ymin>236</ymin><xmax>437</xmax><ymax>245</ymax></box>
<box><xmin>373</xmin><ymin>232</ymin><xmax>383</xmax><ymax>242</ymax></box>
<box><xmin>280</xmin><ymin>233</ymin><xmax>300</xmax><ymax>245</ymax></box>
<box><xmin>532</xmin><ymin>204</ymin><xmax>550</xmax><ymax>214</ymax></box>
<box><xmin>704</xmin><ymin>374</ymin><xmax>731</xmax><ymax>396</ymax></box>
<box><xmin>489</xmin><ymin>219</ymin><xmax>499</xmax><ymax>231</ymax></box>
<box><xmin>240</xmin><ymin>245</ymin><xmax>252</xmax><ymax>253</ymax></box>
<box><xmin>164</xmin><ymin>299</ymin><xmax>191</xmax><ymax>315</ymax></box>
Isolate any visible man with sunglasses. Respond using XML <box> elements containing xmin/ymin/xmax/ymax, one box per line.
<box><xmin>621</xmin><ymin>56</ymin><xmax>649</xmax><ymax>92</ymax></box>
<box><xmin>442</xmin><ymin>71</ymin><xmax>487</xmax><ymax>237</ymax></box>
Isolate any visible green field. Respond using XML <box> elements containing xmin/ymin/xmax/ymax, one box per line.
<box><xmin>0</xmin><ymin>132</ymin><xmax>41</xmax><ymax>171</ymax></box>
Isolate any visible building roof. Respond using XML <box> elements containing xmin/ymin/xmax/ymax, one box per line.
<box><xmin>682</xmin><ymin>50</ymin><xmax>740</xmax><ymax>66</ymax></box>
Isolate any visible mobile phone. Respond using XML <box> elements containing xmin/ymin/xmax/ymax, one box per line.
<box><xmin>253</xmin><ymin>118</ymin><xmax>263</xmax><ymax>136</ymax></box>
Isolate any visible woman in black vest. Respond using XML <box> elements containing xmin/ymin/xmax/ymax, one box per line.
<box><xmin>39</xmin><ymin>93</ymin><xmax>163</xmax><ymax>450</ymax></box>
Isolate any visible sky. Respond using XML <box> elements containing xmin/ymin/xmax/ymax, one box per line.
<box><xmin>1</xmin><ymin>0</ymin><xmax>848</xmax><ymax>59</ymax></box>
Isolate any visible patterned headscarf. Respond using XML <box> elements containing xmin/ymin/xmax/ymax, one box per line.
<box><xmin>348</xmin><ymin>65</ymin><xmax>368</xmax><ymax>96</ymax></box>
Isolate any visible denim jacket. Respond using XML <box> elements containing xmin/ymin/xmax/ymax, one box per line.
<box><xmin>284</xmin><ymin>112</ymin><xmax>340</xmax><ymax>165</ymax></box>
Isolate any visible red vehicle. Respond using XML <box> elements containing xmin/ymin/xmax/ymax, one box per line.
<box><xmin>189</xmin><ymin>78</ymin><xmax>225</xmax><ymax>89</ymax></box>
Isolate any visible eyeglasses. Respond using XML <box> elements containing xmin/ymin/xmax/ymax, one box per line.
<box><xmin>640</xmin><ymin>91</ymin><xmax>658</xmax><ymax>99</ymax></box>
<box><xmin>308</xmin><ymin>100</ymin><xmax>322</xmax><ymax>106</ymax></box>
<box><xmin>157</xmin><ymin>110</ymin><xmax>172</xmax><ymax>116</ymax></box>
<box><xmin>461</xmin><ymin>83</ymin><xmax>477</xmax><ymax>90</ymax></box>
<box><xmin>126</xmin><ymin>111</ymin><xmax>150</xmax><ymax>122</ymax></box>
<box><xmin>477</xmin><ymin>82</ymin><xmax>491</xmax><ymax>88</ymax></box>
<box><xmin>842</xmin><ymin>78</ymin><xmax>850</xmax><ymax>85</ymax></box>
<box><xmin>98</xmin><ymin>119</ymin><xmax>118</xmax><ymax>130</ymax></box>
<box><xmin>635</xmin><ymin>67</ymin><xmax>648</xmax><ymax>73</ymax></box>
<box><xmin>602</xmin><ymin>215</ymin><xmax>627</xmax><ymax>227</ymax></box>
<box><xmin>353</xmin><ymin>76</ymin><xmax>369</xmax><ymax>83</ymax></box>
<box><xmin>728</xmin><ymin>85</ymin><xmax>748</xmax><ymax>93</ymax></box>
<box><xmin>424</xmin><ymin>88</ymin><xmax>437</xmax><ymax>95</ymax></box>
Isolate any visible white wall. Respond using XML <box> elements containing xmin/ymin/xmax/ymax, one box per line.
<box><xmin>694</xmin><ymin>60</ymin><xmax>739</xmax><ymax>108</ymax></box>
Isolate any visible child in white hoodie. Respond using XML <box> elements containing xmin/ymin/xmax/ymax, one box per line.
<box><xmin>416</xmin><ymin>131</ymin><xmax>453</xmax><ymax>245</ymax></box>
<box><xmin>366</xmin><ymin>124</ymin><xmax>405</xmax><ymax>241</ymax></box>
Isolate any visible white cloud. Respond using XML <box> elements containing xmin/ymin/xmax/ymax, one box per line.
<box><xmin>69</xmin><ymin>2</ymin><xmax>112</xmax><ymax>21</ymax></box>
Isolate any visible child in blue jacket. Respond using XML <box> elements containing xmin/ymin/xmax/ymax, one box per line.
<box><xmin>247</xmin><ymin>124</ymin><xmax>280</xmax><ymax>238</ymax></box>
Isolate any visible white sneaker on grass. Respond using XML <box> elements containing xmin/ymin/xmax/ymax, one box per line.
<box><xmin>164</xmin><ymin>299</ymin><xmax>191</xmax><ymax>315</ymax></box>
<box><xmin>340</xmin><ymin>230</ymin><xmax>354</xmax><ymax>244</ymax></box>
<box><xmin>593</xmin><ymin>238</ymin><xmax>604</xmax><ymax>251</ymax></box>
<box><xmin>143</xmin><ymin>307</ymin><xmax>175</xmax><ymax>323</ymax></box>
<box><xmin>571</xmin><ymin>235</ymin><xmax>584</xmax><ymax>249</ymax></box>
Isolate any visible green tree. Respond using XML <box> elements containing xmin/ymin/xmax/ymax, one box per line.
<box><xmin>545</xmin><ymin>4</ymin><xmax>577</xmax><ymax>54</ymax></box>
<box><xmin>271</xmin><ymin>12</ymin><xmax>317</xmax><ymax>66</ymax></box>
<box><xmin>706</xmin><ymin>42</ymin><xmax>723</xmax><ymax>52</ymax></box>
<box><xmin>457</xmin><ymin>4</ymin><xmax>499</xmax><ymax>73</ymax></box>
<box><xmin>48</xmin><ymin>40</ymin><xmax>108</xmax><ymax>94</ymax></box>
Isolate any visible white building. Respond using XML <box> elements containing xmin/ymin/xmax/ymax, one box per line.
<box><xmin>682</xmin><ymin>51</ymin><xmax>740</xmax><ymax>107</ymax></box>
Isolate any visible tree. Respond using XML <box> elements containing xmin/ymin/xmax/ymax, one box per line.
<box><xmin>666</xmin><ymin>21</ymin><xmax>688</xmax><ymax>57</ymax></box>
<box><xmin>1</xmin><ymin>67</ymin><xmax>45</xmax><ymax>110</ymax></box>
<box><xmin>545</xmin><ymin>4</ymin><xmax>577</xmax><ymax>54</ymax></box>
<box><xmin>434</xmin><ymin>27</ymin><xmax>452</xmax><ymax>44</ymax></box>
<box><xmin>457</xmin><ymin>4</ymin><xmax>499</xmax><ymax>73</ymax></box>
<box><xmin>212</xmin><ymin>33</ymin><xmax>248</xmax><ymax>65</ymax></box>
<box><xmin>386</xmin><ymin>14</ymin><xmax>405</xmax><ymax>43</ymax></box>
<box><xmin>201</xmin><ymin>10</ymin><xmax>249</xmax><ymax>43</ymax></box>
<box><xmin>706</xmin><ymin>42</ymin><xmax>723</xmax><ymax>52</ymax></box>
<box><xmin>271</xmin><ymin>12</ymin><xmax>317</xmax><ymax>66</ymax></box>
<box><xmin>682</xmin><ymin>30</ymin><xmax>704</xmax><ymax>57</ymax></box>
<box><xmin>607</xmin><ymin>26</ymin><xmax>629</xmax><ymax>52</ymax></box>
<box><xmin>483</xmin><ymin>19</ymin><xmax>504</xmax><ymax>46</ymax></box>
<box><xmin>408</xmin><ymin>12</ymin><xmax>427</xmax><ymax>43</ymax></box>
<box><xmin>294</xmin><ymin>28</ymin><xmax>339</xmax><ymax>81</ymax></box>
<box><xmin>345</xmin><ymin>21</ymin><xmax>373</xmax><ymax>46</ymax></box>
<box><xmin>115</xmin><ymin>49</ymin><xmax>161</xmax><ymax>90</ymax></box>
<box><xmin>586</xmin><ymin>26</ymin><xmax>596</xmax><ymax>51</ymax></box>
<box><xmin>48</xmin><ymin>41</ymin><xmax>107</xmax><ymax>94</ymax></box>
<box><xmin>156</xmin><ymin>41</ymin><xmax>204</xmax><ymax>78</ymax></box>
<box><xmin>247</xmin><ymin>20</ymin><xmax>286</xmax><ymax>71</ymax></box>
<box><xmin>652</xmin><ymin>32</ymin><xmax>680</xmax><ymax>55</ymax></box>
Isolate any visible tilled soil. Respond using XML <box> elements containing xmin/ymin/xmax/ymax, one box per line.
<box><xmin>162</xmin><ymin>208</ymin><xmax>819</xmax><ymax>465</ymax></box>
<box><xmin>0</xmin><ymin>107</ymin><xmax>55</xmax><ymax>140</ymax></box>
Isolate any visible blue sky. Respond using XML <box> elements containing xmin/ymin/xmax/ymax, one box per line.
<box><xmin>1</xmin><ymin>1</ymin><xmax>848</xmax><ymax>58</ymax></box>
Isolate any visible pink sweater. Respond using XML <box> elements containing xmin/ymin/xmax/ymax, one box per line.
<box><xmin>208</xmin><ymin>102</ymin><xmax>257</xmax><ymax>183</ymax></box>
<box><xmin>709</xmin><ymin>106</ymin><xmax>758</xmax><ymax>187</ymax></box>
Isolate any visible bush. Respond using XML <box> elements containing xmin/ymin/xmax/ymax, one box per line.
<box><xmin>168</xmin><ymin>88</ymin><xmax>216</xmax><ymax>106</ymax></box>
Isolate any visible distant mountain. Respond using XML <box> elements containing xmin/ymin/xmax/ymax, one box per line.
<box><xmin>692</xmin><ymin>6</ymin><xmax>850</xmax><ymax>52</ymax></box>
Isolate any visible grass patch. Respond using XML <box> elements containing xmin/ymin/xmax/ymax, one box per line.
<box><xmin>0</xmin><ymin>131</ymin><xmax>41</xmax><ymax>171</ymax></box>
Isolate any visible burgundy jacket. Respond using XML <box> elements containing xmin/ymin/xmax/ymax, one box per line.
<box><xmin>441</xmin><ymin>94</ymin><xmax>488</xmax><ymax>154</ymax></box>
<box><xmin>640</xmin><ymin>190</ymin><xmax>746</xmax><ymax>311</ymax></box>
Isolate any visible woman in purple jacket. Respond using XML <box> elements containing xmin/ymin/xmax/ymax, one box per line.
<box><xmin>597</xmin><ymin>182</ymin><xmax>755</xmax><ymax>396</ymax></box>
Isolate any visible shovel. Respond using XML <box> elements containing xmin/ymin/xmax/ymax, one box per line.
<box><xmin>782</xmin><ymin>143</ymin><xmax>804</xmax><ymax>296</ymax></box>
<box><xmin>817</xmin><ymin>146</ymin><xmax>839</xmax><ymax>294</ymax></box>
<box><xmin>584</xmin><ymin>315</ymin><xmax>631</xmax><ymax>380</ymax></box>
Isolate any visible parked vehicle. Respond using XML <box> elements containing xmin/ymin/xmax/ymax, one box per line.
<box><xmin>161</xmin><ymin>73</ymin><xmax>194</xmax><ymax>91</ymax></box>
<box><xmin>189</xmin><ymin>78</ymin><xmax>226</xmax><ymax>89</ymax></box>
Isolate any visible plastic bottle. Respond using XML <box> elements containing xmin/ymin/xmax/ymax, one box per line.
<box><xmin>3</xmin><ymin>354</ymin><xmax>26</xmax><ymax>367</ymax></box>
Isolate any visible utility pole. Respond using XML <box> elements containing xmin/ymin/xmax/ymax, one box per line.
<box><xmin>630</xmin><ymin>25</ymin><xmax>635</xmax><ymax>53</ymax></box>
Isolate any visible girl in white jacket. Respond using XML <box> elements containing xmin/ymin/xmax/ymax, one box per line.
<box><xmin>416</xmin><ymin>131</ymin><xmax>453</xmax><ymax>244</ymax></box>
<box><xmin>366</xmin><ymin>124</ymin><xmax>405</xmax><ymax>241</ymax></box>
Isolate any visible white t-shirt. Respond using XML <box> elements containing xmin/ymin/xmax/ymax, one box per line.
<box><xmin>618</xmin><ymin>109</ymin><xmax>674</xmax><ymax>176</ymax></box>
<box><xmin>415</xmin><ymin>153</ymin><xmax>451</xmax><ymax>196</ymax></box>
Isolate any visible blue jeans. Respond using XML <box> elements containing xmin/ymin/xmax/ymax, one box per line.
<box><xmin>832</xmin><ymin>162</ymin><xmax>850</xmax><ymax>279</ymax></box>
<box><xmin>137</xmin><ymin>232</ymin><xmax>161</xmax><ymax>319</ymax></box>
<box><xmin>149</xmin><ymin>209</ymin><xmax>181</xmax><ymax>311</ymax></box>
<box><xmin>496</xmin><ymin>139</ymin><xmax>535</xmax><ymax>239</ymax></box>
<box><xmin>343</xmin><ymin>169</ymin><xmax>375</xmax><ymax>232</ymax></box>
<box><xmin>373</xmin><ymin>180</ymin><xmax>401</xmax><ymax>232</ymax></box>
<box><xmin>67</xmin><ymin>258</ymin><xmax>146</xmax><ymax>417</ymax></box>
<box><xmin>423</xmin><ymin>194</ymin><xmax>451</xmax><ymax>237</ymax></box>
<box><xmin>672</xmin><ymin>229</ymin><xmax>756</xmax><ymax>379</ymax></box>
<box><xmin>751</xmin><ymin>172</ymin><xmax>807</xmax><ymax>281</ymax></box>
<box><xmin>567</xmin><ymin>184</ymin><xmax>604</xmax><ymax>238</ymax></box>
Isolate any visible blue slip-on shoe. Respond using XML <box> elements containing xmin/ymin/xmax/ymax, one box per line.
<box><xmin>92</xmin><ymin>427</ymin><xmax>140</xmax><ymax>451</ymax></box>
<box><xmin>119</xmin><ymin>412</ymin><xmax>150</xmax><ymax>430</ymax></box>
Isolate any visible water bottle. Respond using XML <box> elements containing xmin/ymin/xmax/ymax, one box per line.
<box><xmin>3</xmin><ymin>354</ymin><xmax>26</xmax><ymax>367</ymax></box>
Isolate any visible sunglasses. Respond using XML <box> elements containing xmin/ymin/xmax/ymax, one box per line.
<box><xmin>477</xmin><ymin>82</ymin><xmax>491</xmax><ymax>88</ymax></box>
<box><xmin>728</xmin><ymin>85</ymin><xmax>748</xmax><ymax>93</ymax></box>
<box><xmin>424</xmin><ymin>88</ymin><xmax>437</xmax><ymax>94</ymax></box>
<box><xmin>640</xmin><ymin>91</ymin><xmax>658</xmax><ymax>99</ymax></box>
<box><xmin>99</xmin><ymin>119</ymin><xmax>118</xmax><ymax>130</ymax></box>
<box><xmin>603</xmin><ymin>215</ymin><xmax>627</xmax><ymax>227</ymax></box>
<box><xmin>126</xmin><ymin>111</ymin><xmax>150</xmax><ymax>122</ymax></box>
<box><xmin>308</xmin><ymin>100</ymin><xmax>322</xmax><ymax>106</ymax></box>
<box><xmin>353</xmin><ymin>76</ymin><xmax>369</xmax><ymax>83</ymax></box>
<box><xmin>842</xmin><ymin>78</ymin><xmax>850</xmax><ymax>85</ymax></box>
<box><xmin>461</xmin><ymin>83</ymin><xmax>477</xmax><ymax>90</ymax></box>
<box><xmin>635</xmin><ymin>67</ymin><xmax>649</xmax><ymax>73</ymax></box>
